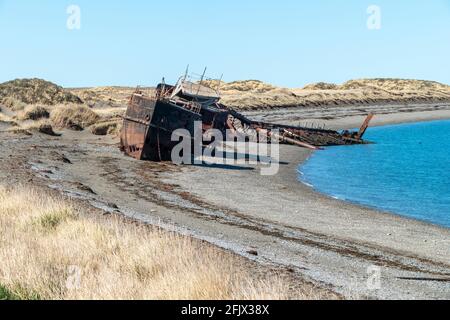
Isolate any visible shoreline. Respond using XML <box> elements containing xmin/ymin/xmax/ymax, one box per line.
<box><xmin>164</xmin><ymin>148</ymin><xmax>450</xmax><ymax>299</ymax></box>
<box><xmin>324</xmin><ymin>109</ymin><xmax>450</xmax><ymax>130</ymax></box>
<box><xmin>1</xmin><ymin>105</ymin><xmax>449</xmax><ymax>299</ymax></box>
<box><xmin>297</xmin><ymin>156</ymin><xmax>450</xmax><ymax>234</ymax></box>
<box><xmin>242</xmin><ymin>103</ymin><xmax>450</xmax><ymax>130</ymax></box>
<box><xmin>297</xmin><ymin>115</ymin><xmax>450</xmax><ymax>231</ymax></box>
<box><xmin>299</xmin><ymin>176</ymin><xmax>450</xmax><ymax>232</ymax></box>
<box><xmin>163</xmin><ymin>108</ymin><xmax>450</xmax><ymax>299</ymax></box>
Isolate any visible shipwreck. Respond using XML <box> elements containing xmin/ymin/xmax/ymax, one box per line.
<box><xmin>120</xmin><ymin>73</ymin><xmax>373</xmax><ymax>162</ymax></box>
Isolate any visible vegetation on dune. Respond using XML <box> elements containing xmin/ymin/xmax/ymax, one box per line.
<box><xmin>0</xmin><ymin>113</ymin><xmax>17</xmax><ymax>126</ymax></box>
<box><xmin>5</xmin><ymin>120</ymin><xmax>60</xmax><ymax>137</ymax></box>
<box><xmin>66</xmin><ymin>78</ymin><xmax>450</xmax><ymax>112</ymax></box>
<box><xmin>340</xmin><ymin>78</ymin><xmax>450</xmax><ymax>91</ymax></box>
<box><xmin>0</xmin><ymin>186</ymin><xmax>330</xmax><ymax>300</ymax></box>
<box><xmin>93</xmin><ymin>107</ymin><xmax>126</xmax><ymax>119</ymax></box>
<box><xmin>3</xmin><ymin>77</ymin><xmax>450</xmax><ymax>131</ymax></box>
<box><xmin>37</xmin><ymin>123</ymin><xmax>60</xmax><ymax>136</ymax></box>
<box><xmin>0</xmin><ymin>79</ymin><xmax>83</xmax><ymax>106</ymax></box>
<box><xmin>1</xmin><ymin>97</ymin><xmax>27</xmax><ymax>111</ymax></box>
<box><xmin>216</xmin><ymin>78</ymin><xmax>450</xmax><ymax>110</ymax></box>
<box><xmin>219</xmin><ymin>80</ymin><xmax>276</xmax><ymax>93</ymax></box>
<box><xmin>50</xmin><ymin>105</ymin><xmax>100</xmax><ymax>131</ymax></box>
<box><xmin>303</xmin><ymin>82</ymin><xmax>339</xmax><ymax>90</ymax></box>
<box><xmin>69</xmin><ymin>86</ymin><xmax>148</xmax><ymax>108</ymax></box>
<box><xmin>90</xmin><ymin>120</ymin><xmax>121</xmax><ymax>136</ymax></box>
<box><xmin>302</xmin><ymin>79</ymin><xmax>450</xmax><ymax>93</ymax></box>
<box><xmin>19</xmin><ymin>105</ymin><xmax>50</xmax><ymax>121</ymax></box>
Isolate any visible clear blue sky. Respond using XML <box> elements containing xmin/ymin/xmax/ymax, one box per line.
<box><xmin>1</xmin><ymin>0</ymin><xmax>449</xmax><ymax>87</ymax></box>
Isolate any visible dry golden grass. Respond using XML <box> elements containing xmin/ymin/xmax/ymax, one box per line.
<box><xmin>7</xmin><ymin>120</ymin><xmax>43</xmax><ymax>134</ymax></box>
<box><xmin>216</xmin><ymin>79</ymin><xmax>450</xmax><ymax>110</ymax></box>
<box><xmin>2</xmin><ymin>99</ymin><xmax>120</xmax><ymax>136</ymax></box>
<box><xmin>68</xmin><ymin>78</ymin><xmax>450</xmax><ymax>111</ymax></box>
<box><xmin>303</xmin><ymin>82</ymin><xmax>339</xmax><ymax>90</ymax></box>
<box><xmin>0</xmin><ymin>105</ymin><xmax>59</xmax><ymax>136</ymax></box>
<box><xmin>19</xmin><ymin>105</ymin><xmax>50</xmax><ymax>121</ymax></box>
<box><xmin>4</xmin><ymin>77</ymin><xmax>450</xmax><ymax>114</ymax></box>
<box><xmin>205</xmin><ymin>80</ymin><xmax>276</xmax><ymax>94</ymax></box>
<box><xmin>50</xmin><ymin>105</ymin><xmax>100</xmax><ymax>130</ymax></box>
<box><xmin>69</xmin><ymin>77</ymin><xmax>450</xmax><ymax>111</ymax></box>
<box><xmin>69</xmin><ymin>87</ymin><xmax>150</xmax><ymax>108</ymax></box>
<box><xmin>88</xmin><ymin>107</ymin><xmax>124</xmax><ymax>136</ymax></box>
<box><xmin>4</xmin><ymin>120</ymin><xmax>59</xmax><ymax>136</ymax></box>
<box><xmin>1</xmin><ymin>97</ymin><xmax>26</xmax><ymax>111</ymax></box>
<box><xmin>0</xmin><ymin>113</ymin><xmax>13</xmax><ymax>123</ymax></box>
<box><xmin>0</xmin><ymin>79</ymin><xmax>82</xmax><ymax>106</ymax></box>
<box><xmin>93</xmin><ymin>106</ymin><xmax>126</xmax><ymax>118</ymax></box>
<box><xmin>90</xmin><ymin>120</ymin><xmax>121</xmax><ymax>136</ymax></box>
<box><xmin>0</xmin><ymin>186</ymin><xmax>328</xmax><ymax>300</ymax></box>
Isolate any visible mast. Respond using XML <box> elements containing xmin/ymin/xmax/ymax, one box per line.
<box><xmin>216</xmin><ymin>74</ymin><xmax>223</xmax><ymax>93</ymax></box>
<box><xmin>197</xmin><ymin>67</ymin><xmax>207</xmax><ymax>95</ymax></box>
<box><xmin>183</xmin><ymin>65</ymin><xmax>189</xmax><ymax>81</ymax></box>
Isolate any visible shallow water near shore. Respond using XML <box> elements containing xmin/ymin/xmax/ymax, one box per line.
<box><xmin>299</xmin><ymin>120</ymin><xmax>450</xmax><ymax>228</ymax></box>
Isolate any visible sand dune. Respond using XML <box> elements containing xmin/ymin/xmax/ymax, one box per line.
<box><xmin>69</xmin><ymin>86</ymin><xmax>152</xmax><ymax>108</ymax></box>
<box><xmin>0</xmin><ymin>79</ymin><xmax>82</xmax><ymax>106</ymax></box>
<box><xmin>2</xmin><ymin>78</ymin><xmax>450</xmax><ymax>137</ymax></box>
<box><xmin>2</xmin><ymin>78</ymin><xmax>450</xmax><ymax>112</ymax></box>
<box><xmin>217</xmin><ymin>79</ymin><xmax>450</xmax><ymax>110</ymax></box>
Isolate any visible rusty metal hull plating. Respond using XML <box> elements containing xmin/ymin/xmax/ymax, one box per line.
<box><xmin>120</xmin><ymin>80</ymin><xmax>373</xmax><ymax>162</ymax></box>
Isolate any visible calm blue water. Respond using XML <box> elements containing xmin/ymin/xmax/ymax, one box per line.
<box><xmin>299</xmin><ymin>120</ymin><xmax>450</xmax><ymax>228</ymax></box>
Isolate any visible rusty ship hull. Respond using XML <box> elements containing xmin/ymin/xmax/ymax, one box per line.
<box><xmin>120</xmin><ymin>93</ymin><xmax>202</xmax><ymax>161</ymax></box>
<box><xmin>120</xmin><ymin>77</ymin><xmax>373</xmax><ymax>162</ymax></box>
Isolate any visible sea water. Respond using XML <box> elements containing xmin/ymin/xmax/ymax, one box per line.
<box><xmin>299</xmin><ymin>120</ymin><xmax>450</xmax><ymax>228</ymax></box>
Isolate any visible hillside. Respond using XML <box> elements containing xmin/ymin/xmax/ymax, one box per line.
<box><xmin>69</xmin><ymin>86</ymin><xmax>154</xmax><ymax>108</ymax></box>
<box><xmin>3</xmin><ymin>77</ymin><xmax>446</xmax><ymax>111</ymax></box>
<box><xmin>217</xmin><ymin>78</ymin><xmax>450</xmax><ymax>110</ymax></box>
<box><xmin>0</xmin><ymin>79</ymin><xmax>121</xmax><ymax>136</ymax></box>
<box><xmin>0</xmin><ymin>79</ymin><xmax>83</xmax><ymax>106</ymax></box>
<box><xmin>339</xmin><ymin>79</ymin><xmax>450</xmax><ymax>92</ymax></box>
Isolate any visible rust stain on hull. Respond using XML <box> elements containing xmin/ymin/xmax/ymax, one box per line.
<box><xmin>120</xmin><ymin>75</ymin><xmax>373</xmax><ymax>162</ymax></box>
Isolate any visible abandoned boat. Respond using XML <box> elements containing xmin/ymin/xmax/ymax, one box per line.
<box><xmin>120</xmin><ymin>75</ymin><xmax>373</xmax><ymax>162</ymax></box>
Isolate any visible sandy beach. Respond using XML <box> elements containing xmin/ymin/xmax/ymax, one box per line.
<box><xmin>1</xmin><ymin>103</ymin><xmax>449</xmax><ymax>299</ymax></box>
<box><xmin>243</xmin><ymin>103</ymin><xmax>450</xmax><ymax>130</ymax></box>
<box><xmin>164</xmin><ymin>110</ymin><xmax>450</xmax><ymax>299</ymax></box>
<box><xmin>3</xmin><ymin>0</ymin><xmax>450</xmax><ymax>304</ymax></box>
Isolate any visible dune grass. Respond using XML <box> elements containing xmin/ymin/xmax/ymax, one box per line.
<box><xmin>19</xmin><ymin>105</ymin><xmax>50</xmax><ymax>121</ymax></box>
<box><xmin>93</xmin><ymin>107</ymin><xmax>126</xmax><ymax>118</ymax></box>
<box><xmin>50</xmin><ymin>104</ymin><xmax>100</xmax><ymax>130</ymax></box>
<box><xmin>0</xmin><ymin>185</ymin><xmax>327</xmax><ymax>300</ymax></box>
<box><xmin>90</xmin><ymin>120</ymin><xmax>122</xmax><ymax>136</ymax></box>
<box><xmin>1</xmin><ymin>97</ymin><xmax>27</xmax><ymax>111</ymax></box>
<box><xmin>0</xmin><ymin>79</ymin><xmax>83</xmax><ymax>106</ymax></box>
<box><xmin>0</xmin><ymin>113</ymin><xmax>13</xmax><ymax>123</ymax></box>
<box><xmin>2</xmin><ymin>101</ymin><xmax>119</xmax><ymax>136</ymax></box>
<box><xmin>89</xmin><ymin>107</ymin><xmax>125</xmax><ymax>136</ymax></box>
<box><xmin>5</xmin><ymin>120</ymin><xmax>59</xmax><ymax>136</ymax></box>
